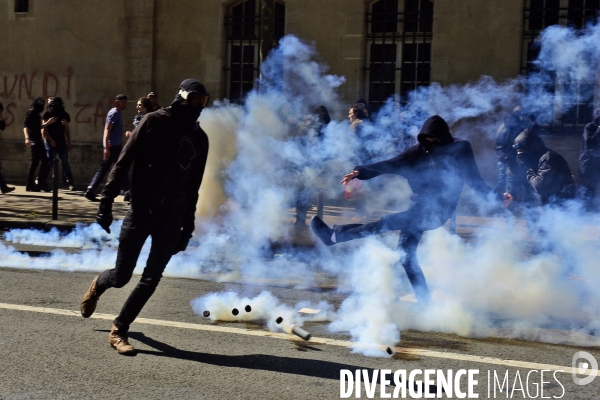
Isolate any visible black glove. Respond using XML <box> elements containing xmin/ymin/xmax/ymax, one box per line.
<box><xmin>172</xmin><ymin>231</ymin><xmax>191</xmax><ymax>255</ymax></box>
<box><xmin>96</xmin><ymin>198</ymin><xmax>113</xmax><ymax>234</ymax></box>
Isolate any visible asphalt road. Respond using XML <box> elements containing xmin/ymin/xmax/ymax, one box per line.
<box><xmin>0</xmin><ymin>266</ymin><xmax>599</xmax><ymax>400</ymax></box>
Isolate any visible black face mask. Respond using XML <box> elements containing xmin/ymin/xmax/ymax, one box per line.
<box><xmin>33</xmin><ymin>102</ymin><xmax>44</xmax><ymax>113</ymax></box>
<box><xmin>517</xmin><ymin>152</ymin><xmax>538</xmax><ymax>169</ymax></box>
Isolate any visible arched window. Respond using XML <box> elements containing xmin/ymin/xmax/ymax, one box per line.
<box><xmin>365</xmin><ymin>0</ymin><xmax>433</xmax><ymax>111</ymax></box>
<box><xmin>224</xmin><ymin>0</ymin><xmax>285</xmax><ymax>103</ymax></box>
<box><xmin>522</xmin><ymin>0</ymin><xmax>600</xmax><ymax>128</ymax></box>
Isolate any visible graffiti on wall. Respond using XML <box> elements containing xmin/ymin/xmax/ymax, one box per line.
<box><xmin>0</xmin><ymin>68</ymin><xmax>115</xmax><ymax>131</ymax></box>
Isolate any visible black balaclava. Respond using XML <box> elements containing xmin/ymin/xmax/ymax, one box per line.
<box><xmin>48</xmin><ymin>97</ymin><xmax>64</xmax><ymax>115</ymax></box>
<box><xmin>31</xmin><ymin>97</ymin><xmax>45</xmax><ymax>113</ymax></box>
<box><xmin>171</xmin><ymin>78</ymin><xmax>208</xmax><ymax>128</ymax></box>
<box><xmin>514</xmin><ymin>128</ymin><xmax>546</xmax><ymax>169</ymax></box>
<box><xmin>416</xmin><ymin>115</ymin><xmax>454</xmax><ymax>152</ymax></box>
<box><xmin>593</xmin><ymin>108</ymin><xmax>600</xmax><ymax>125</ymax></box>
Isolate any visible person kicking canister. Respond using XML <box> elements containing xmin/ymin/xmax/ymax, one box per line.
<box><xmin>311</xmin><ymin>115</ymin><xmax>512</xmax><ymax>304</ymax></box>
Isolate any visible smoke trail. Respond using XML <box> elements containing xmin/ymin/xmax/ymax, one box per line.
<box><xmin>190</xmin><ymin>290</ymin><xmax>335</xmax><ymax>334</ymax></box>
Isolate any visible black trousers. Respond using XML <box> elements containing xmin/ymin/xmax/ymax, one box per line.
<box><xmin>27</xmin><ymin>142</ymin><xmax>50</xmax><ymax>187</ymax></box>
<box><xmin>333</xmin><ymin>202</ymin><xmax>452</xmax><ymax>303</ymax></box>
<box><xmin>0</xmin><ymin>162</ymin><xmax>9</xmax><ymax>192</ymax></box>
<box><xmin>578</xmin><ymin>156</ymin><xmax>600</xmax><ymax>208</ymax></box>
<box><xmin>89</xmin><ymin>145</ymin><xmax>129</xmax><ymax>191</ymax></box>
<box><xmin>95</xmin><ymin>209</ymin><xmax>183</xmax><ymax>332</ymax></box>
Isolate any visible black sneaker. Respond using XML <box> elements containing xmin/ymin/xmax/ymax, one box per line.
<box><xmin>25</xmin><ymin>185</ymin><xmax>41</xmax><ymax>192</ymax></box>
<box><xmin>310</xmin><ymin>216</ymin><xmax>335</xmax><ymax>246</ymax></box>
<box><xmin>84</xmin><ymin>189</ymin><xmax>99</xmax><ymax>202</ymax></box>
<box><xmin>1</xmin><ymin>187</ymin><xmax>15</xmax><ymax>194</ymax></box>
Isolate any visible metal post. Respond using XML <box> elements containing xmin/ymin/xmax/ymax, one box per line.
<box><xmin>449</xmin><ymin>210</ymin><xmax>456</xmax><ymax>234</ymax></box>
<box><xmin>316</xmin><ymin>193</ymin><xmax>324</xmax><ymax>219</ymax></box>
<box><xmin>52</xmin><ymin>159</ymin><xmax>59</xmax><ymax>220</ymax></box>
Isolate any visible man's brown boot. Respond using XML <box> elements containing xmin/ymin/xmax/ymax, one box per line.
<box><xmin>80</xmin><ymin>277</ymin><xmax>100</xmax><ymax>318</ymax></box>
<box><xmin>109</xmin><ymin>325</ymin><xmax>135</xmax><ymax>354</ymax></box>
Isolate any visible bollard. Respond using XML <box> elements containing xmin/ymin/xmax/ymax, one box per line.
<box><xmin>449</xmin><ymin>210</ymin><xmax>456</xmax><ymax>234</ymax></box>
<box><xmin>52</xmin><ymin>159</ymin><xmax>59</xmax><ymax>220</ymax></box>
<box><xmin>316</xmin><ymin>193</ymin><xmax>324</xmax><ymax>219</ymax></box>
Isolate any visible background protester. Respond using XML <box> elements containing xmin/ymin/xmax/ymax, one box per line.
<box><xmin>512</xmin><ymin>129</ymin><xmax>575</xmax><ymax>206</ymax></box>
<box><xmin>23</xmin><ymin>97</ymin><xmax>52</xmax><ymax>192</ymax></box>
<box><xmin>577</xmin><ymin>108</ymin><xmax>600</xmax><ymax>210</ymax></box>
<box><xmin>84</xmin><ymin>94</ymin><xmax>129</xmax><ymax>202</ymax></box>
<box><xmin>293</xmin><ymin>105</ymin><xmax>331</xmax><ymax>226</ymax></box>
<box><xmin>43</xmin><ymin>97</ymin><xmax>75</xmax><ymax>190</ymax></box>
<box><xmin>494</xmin><ymin>106</ymin><xmax>530</xmax><ymax>202</ymax></box>
<box><xmin>147</xmin><ymin>91</ymin><xmax>161</xmax><ymax>111</ymax></box>
<box><xmin>126</xmin><ymin>97</ymin><xmax>153</xmax><ymax>138</ymax></box>
<box><xmin>0</xmin><ymin>102</ymin><xmax>15</xmax><ymax>194</ymax></box>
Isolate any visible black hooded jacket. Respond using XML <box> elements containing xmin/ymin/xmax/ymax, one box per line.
<box><xmin>354</xmin><ymin>115</ymin><xmax>494</xmax><ymax>213</ymax></box>
<box><xmin>23</xmin><ymin>97</ymin><xmax>45</xmax><ymax>142</ymax></box>
<box><xmin>495</xmin><ymin>111</ymin><xmax>529</xmax><ymax>162</ymax></box>
<box><xmin>579</xmin><ymin>108</ymin><xmax>600</xmax><ymax>162</ymax></box>
<box><xmin>514</xmin><ymin>129</ymin><xmax>575</xmax><ymax>205</ymax></box>
<box><xmin>101</xmin><ymin>106</ymin><xmax>209</xmax><ymax>236</ymax></box>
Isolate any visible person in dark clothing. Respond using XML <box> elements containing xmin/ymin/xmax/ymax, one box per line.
<box><xmin>512</xmin><ymin>129</ymin><xmax>575</xmax><ymax>206</ymax></box>
<box><xmin>80</xmin><ymin>79</ymin><xmax>210</xmax><ymax>354</ymax></box>
<box><xmin>311</xmin><ymin>115</ymin><xmax>510</xmax><ymax>303</ymax></box>
<box><xmin>355</xmin><ymin>99</ymin><xmax>372</xmax><ymax>121</ymax></box>
<box><xmin>42</xmin><ymin>97</ymin><xmax>75</xmax><ymax>190</ymax></box>
<box><xmin>147</xmin><ymin>91</ymin><xmax>161</xmax><ymax>112</ymax></box>
<box><xmin>84</xmin><ymin>94</ymin><xmax>129</xmax><ymax>201</ymax></box>
<box><xmin>0</xmin><ymin>102</ymin><xmax>15</xmax><ymax>194</ymax></box>
<box><xmin>294</xmin><ymin>105</ymin><xmax>331</xmax><ymax>226</ymax></box>
<box><xmin>494</xmin><ymin>107</ymin><xmax>531</xmax><ymax>202</ymax></box>
<box><xmin>23</xmin><ymin>97</ymin><xmax>53</xmax><ymax>192</ymax></box>
<box><xmin>577</xmin><ymin>108</ymin><xmax>600</xmax><ymax>210</ymax></box>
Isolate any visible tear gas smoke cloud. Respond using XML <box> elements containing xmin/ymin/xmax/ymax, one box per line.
<box><xmin>3</xmin><ymin>23</ymin><xmax>600</xmax><ymax>354</ymax></box>
<box><xmin>190</xmin><ymin>291</ymin><xmax>334</xmax><ymax>335</ymax></box>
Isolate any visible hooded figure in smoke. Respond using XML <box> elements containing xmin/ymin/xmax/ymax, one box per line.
<box><xmin>80</xmin><ymin>79</ymin><xmax>210</xmax><ymax>354</ymax></box>
<box><xmin>494</xmin><ymin>107</ymin><xmax>532</xmax><ymax>202</ymax></box>
<box><xmin>513</xmin><ymin>129</ymin><xmax>575</xmax><ymax>206</ymax></box>
<box><xmin>577</xmin><ymin>108</ymin><xmax>600</xmax><ymax>209</ymax></box>
<box><xmin>311</xmin><ymin>115</ymin><xmax>508</xmax><ymax>303</ymax></box>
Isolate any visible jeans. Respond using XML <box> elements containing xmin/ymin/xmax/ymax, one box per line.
<box><xmin>88</xmin><ymin>145</ymin><xmax>129</xmax><ymax>191</ymax></box>
<box><xmin>46</xmin><ymin>141</ymin><xmax>73</xmax><ymax>183</ymax></box>
<box><xmin>333</xmin><ymin>202</ymin><xmax>453</xmax><ymax>303</ymax></box>
<box><xmin>95</xmin><ymin>209</ymin><xmax>183</xmax><ymax>332</ymax></box>
<box><xmin>27</xmin><ymin>141</ymin><xmax>50</xmax><ymax>187</ymax></box>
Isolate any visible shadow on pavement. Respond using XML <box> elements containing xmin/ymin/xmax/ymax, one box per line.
<box><xmin>126</xmin><ymin>331</ymin><xmax>436</xmax><ymax>393</ymax></box>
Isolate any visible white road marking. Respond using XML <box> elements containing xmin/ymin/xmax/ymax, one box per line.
<box><xmin>0</xmin><ymin>301</ymin><xmax>595</xmax><ymax>376</ymax></box>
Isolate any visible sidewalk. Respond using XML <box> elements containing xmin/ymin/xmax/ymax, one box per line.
<box><xmin>0</xmin><ymin>183</ymin><xmax>550</xmax><ymax>246</ymax></box>
<box><xmin>0</xmin><ymin>184</ymin><xmax>130</xmax><ymax>231</ymax></box>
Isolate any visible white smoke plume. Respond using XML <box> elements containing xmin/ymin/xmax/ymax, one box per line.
<box><xmin>3</xmin><ymin>23</ymin><xmax>600</xmax><ymax>355</ymax></box>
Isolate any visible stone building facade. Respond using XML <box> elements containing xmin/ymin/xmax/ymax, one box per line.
<box><xmin>0</xmin><ymin>0</ymin><xmax>598</xmax><ymax>185</ymax></box>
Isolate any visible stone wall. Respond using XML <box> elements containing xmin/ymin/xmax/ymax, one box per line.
<box><xmin>0</xmin><ymin>0</ymin><xmax>590</xmax><ymax>187</ymax></box>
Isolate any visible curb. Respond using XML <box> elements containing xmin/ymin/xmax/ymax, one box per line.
<box><xmin>0</xmin><ymin>218</ymin><xmax>84</xmax><ymax>232</ymax></box>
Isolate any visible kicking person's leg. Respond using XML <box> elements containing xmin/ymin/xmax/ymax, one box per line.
<box><xmin>398</xmin><ymin>230</ymin><xmax>430</xmax><ymax>303</ymax></box>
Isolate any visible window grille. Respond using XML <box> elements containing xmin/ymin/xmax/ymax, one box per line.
<box><xmin>224</xmin><ymin>0</ymin><xmax>285</xmax><ymax>103</ymax></box>
<box><xmin>365</xmin><ymin>0</ymin><xmax>433</xmax><ymax>111</ymax></box>
<box><xmin>522</xmin><ymin>0</ymin><xmax>600</xmax><ymax>129</ymax></box>
<box><xmin>14</xmin><ymin>0</ymin><xmax>29</xmax><ymax>13</ymax></box>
